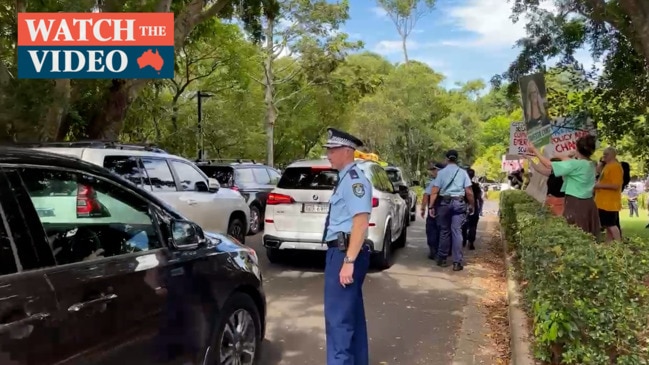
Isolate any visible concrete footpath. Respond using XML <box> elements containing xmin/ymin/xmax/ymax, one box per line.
<box><xmin>249</xmin><ymin>209</ymin><xmax>502</xmax><ymax>365</ymax></box>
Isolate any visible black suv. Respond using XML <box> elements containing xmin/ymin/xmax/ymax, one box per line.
<box><xmin>384</xmin><ymin>165</ymin><xmax>418</xmax><ymax>224</ymax></box>
<box><xmin>197</xmin><ymin>160</ymin><xmax>281</xmax><ymax>235</ymax></box>
<box><xmin>0</xmin><ymin>148</ymin><xmax>265</xmax><ymax>365</ymax></box>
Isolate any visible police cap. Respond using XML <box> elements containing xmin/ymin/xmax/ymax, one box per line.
<box><xmin>446</xmin><ymin>149</ymin><xmax>459</xmax><ymax>161</ymax></box>
<box><xmin>323</xmin><ymin>128</ymin><xmax>364</xmax><ymax>150</ymax></box>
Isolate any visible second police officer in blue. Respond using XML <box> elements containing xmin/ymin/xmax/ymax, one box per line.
<box><xmin>322</xmin><ymin>128</ymin><xmax>373</xmax><ymax>365</ymax></box>
<box><xmin>427</xmin><ymin>150</ymin><xmax>475</xmax><ymax>271</ymax></box>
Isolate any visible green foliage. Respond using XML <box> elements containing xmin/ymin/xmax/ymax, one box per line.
<box><xmin>495</xmin><ymin>0</ymin><xmax>649</xmax><ymax>157</ymax></box>
<box><xmin>500</xmin><ymin>190</ymin><xmax>649</xmax><ymax>364</ymax></box>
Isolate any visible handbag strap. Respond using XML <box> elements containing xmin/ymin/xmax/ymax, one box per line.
<box><xmin>441</xmin><ymin>168</ymin><xmax>460</xmax><ymax>195</ymax></box>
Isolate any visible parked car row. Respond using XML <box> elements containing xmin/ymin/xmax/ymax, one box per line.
<box><xmin>0</xmin><ymin>146</ymin><xmax>265</xmax><ymax>365</ymax></box>
<box><xmin>262</xmin><ymin>158</ymin><xmax>413</xmax><ymax>270</ymax></box>
<box><xmin>0</xmin><ymin>140</ymin><xmax>421</xmax><ymax>364</ymax></box>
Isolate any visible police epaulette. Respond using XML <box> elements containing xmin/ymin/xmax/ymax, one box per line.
<box><xmin>350</xmin><ymin>169</ymin><xmax>359</xmax><ymax>179</ymax></box>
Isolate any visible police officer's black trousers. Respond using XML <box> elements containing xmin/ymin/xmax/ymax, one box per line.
<box><xmin>462</xmin><ymin>213</ymin><xmax>479</xmax><ymax>244</ymax></box>
<box><xmin>426</xmin><ymin>215</ymin><xmax>439</xmax><ymax>258</ymax></box>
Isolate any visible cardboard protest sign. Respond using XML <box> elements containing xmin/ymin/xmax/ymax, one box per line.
<box><xmin>501</xmin><ymin>155</ymin><xmax>523</xmax><ymax>173</ymax></box>
<box><xmin>520</xmin><ymin>73</ymin><xmax>552</xmax><ymax>148</ymax></box>
<box><xmin>550</xmin><ymin>116</ymin><xmax>597</xmax><ymax>155</ymax></box>
<box><xmin>508</xmin><ymin>122</ymin><xmax>528</xmax><ymax>155</ymax></box>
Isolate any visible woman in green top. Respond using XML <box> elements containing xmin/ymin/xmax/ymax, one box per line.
<box><xmin>526</xmin><ymin>135</ymin><xmax>600</xmax><ymax>237</ymax></box>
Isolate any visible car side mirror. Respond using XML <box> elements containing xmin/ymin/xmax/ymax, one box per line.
<box><xmin>398</xmin><ymin>185</ymin><xmax>409</xmax><ymax>194</ymax></box>
<box><xmin>170</xmin><ymin>219</ymin><xmax>204</xmax><ymax>250</ymax></box>
<box><xmin>411</xmin><ymin>180</ymin><xmax>420</xmax><ymax>187</ymax></box>
<box><xmin>208</xmin><ymin>178</ymin><xmax>220</xmax><ymax>193</ymax></box>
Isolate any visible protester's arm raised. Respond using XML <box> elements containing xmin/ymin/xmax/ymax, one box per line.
<box><xmin>526</xmin><ymin>141</ymin><xmax>553</xmax><ymax>169</ymax></box>
<box><xmin>527</xmin><ymin>158</ymin><xmax>551</xmax><ymax>177</ymax></box>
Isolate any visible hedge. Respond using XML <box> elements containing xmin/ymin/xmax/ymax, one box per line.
<box><xmin>500</xmin><ymin>190</ymin><xmax>649</xmax><ymax>364</ymax></box>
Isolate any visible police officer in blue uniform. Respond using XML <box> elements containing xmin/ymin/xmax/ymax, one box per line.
<box><xmin>422</xmin><ymin>162</ymin><xmax>445</xmax><ymax>259</ymax></box>
<box><xmin>322</xmin><ymin>128</ymin><xmax>373</xmax><ymax>365</ymax></box>
<box><xmin>428</xmin><ymin>150</ymin><xmax>474</xmax><ymax>271</ymax></box>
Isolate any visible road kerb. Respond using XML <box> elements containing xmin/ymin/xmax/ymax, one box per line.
<box><xmin>499</xmin><ymin>225</ymin><xmax>536</xmax><ymax>365</ymax></box>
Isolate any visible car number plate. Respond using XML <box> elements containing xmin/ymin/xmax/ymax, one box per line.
<box><xmin>303</xmin><ymin>203</ymin><xmax>329</xmax><ymax>213</ymax></box>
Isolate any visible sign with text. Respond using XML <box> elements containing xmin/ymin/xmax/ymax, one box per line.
<box><xmin>17</xmin><ymin>12</ymin><xmax>175</xmax><ymax>79</ymax></box>
<box><xmin>550</xmin><ymin>116</ymin><xmax>597</xmax><ymax>154</ymax></box>
<box><xmin>508</xmin><ymin>122</ymin><xmax>528</xmax><ymax>155</ymax></box>
<box><xmin>501</xmin><ymin>155</ymin><xmax>523</xmax><ymax>173</ymax></box>
<box><xmin>519</xmin><ymin>73</ymin><xmax>552</xmax><ymax>148</ymax></box>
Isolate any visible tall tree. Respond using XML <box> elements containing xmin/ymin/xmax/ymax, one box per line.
<box><xmin>375</xmin><ymin>0</ymin><xmax>435</xmax><ymax>63</ymax></box>
<box><xmin>253</xmin><ymin>0</ymin><xmax>359</xmax><ymax>167</ymax></box>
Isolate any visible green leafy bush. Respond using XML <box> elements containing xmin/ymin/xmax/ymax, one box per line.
<box><xmin>500</xmin><ymin>190</ymin><xmax>649</xmax><ymax>364</ymax></box>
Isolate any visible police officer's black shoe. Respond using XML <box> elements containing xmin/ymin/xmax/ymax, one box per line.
<box><xmin>428</xmin><ymin>253</ymin><xmax>437</xmax><ymax>260</ymax></box>
<box><xmin>453</xmin><ymin>263</ymin><xmax>463</xmax><ymax>271</ymax></box>
<box><xmin>469</xmin><ymin>242</ymin><xmax>475</xmax><ymax>250</ymax></box>
<box><xmin>436</xmin><ymin>258</ymin><xmax>448</xmax><ymax>267</ymax></box>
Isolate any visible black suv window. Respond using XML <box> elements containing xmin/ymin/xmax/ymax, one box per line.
<box><xmin>17</xmin><ymin>168</ymin><xmax>161</xmax><ymax>265</ymax></box>
<box><xmin>103</xmin><ymin>155</ymin><xmax>147</xmax><ymax>187</ymax></box>
<box><xmin>234</xmin><ymin>168</ymin><xmax>255</xmax><ymax>184</ymax></box>
<box><xmin>198</xmin><ymin>165</ymin><xmax>234</xmax><ymax>186</ymax></box>
<box><xmin>277</xmin><ymin>167</ymin><xmax>338</xmax><ymax>190</ymax></box>
<box><xmin>267</xmin><ymin>168</ymin><xmax>281</xmax><ymax>185</ymax></box>
<box><xmin>140</xmin><ymin>158</ymin><xmax>177</xmax><ymax>192</ymax></box>
<box><xmin>385</xmin><ymin>169</ymin><xmax>402</xmax><ymax>184</ymax></box>
<box><xmin>252</xmin><ymin>168</ymin><xmax>271</xmax><ymax>184</ymax></box>
<box><xmin>0</xmin><ymin>205</ymin><xmax>17</xmax><ymax>275</ymax></box>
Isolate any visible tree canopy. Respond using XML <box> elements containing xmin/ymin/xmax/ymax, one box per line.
<box><xmin>2</xmin><ymin>0</ymin><xmax>647</xmax><ymax>180</ymax></box>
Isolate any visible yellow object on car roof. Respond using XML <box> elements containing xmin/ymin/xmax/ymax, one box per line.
<box><xmin>354</xmin><ymin>151</ymin><xmax>388</xmax><ymax>166</ymax></box>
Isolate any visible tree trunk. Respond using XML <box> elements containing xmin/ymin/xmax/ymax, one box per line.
<box><xmin>40</xmin><ymin>79</ymin><xmax>71</xmax><ymax>141</ymax></box>
<box><xmin>84</xmin><ymin>0</ymin><xmax>229</xmax><ymax>140</ymax></box>
<box><xmin>263</xmin><ymin>17</ymin><xmax>277</xmax><ymax>167</ymax></box>
<box><xmin>401</xmin><ymin>36</ymin><xmax>409</xmax><ymax>64</ymax></box>
<box><xmin>171</xmin><ymin>93</ymin><xmax>181</xmax><ymax>132</ymax></box>
<box><xmin>87</xmin><ymin>79</ymin><xmax>130</xmax><ymax>140</ymax></box>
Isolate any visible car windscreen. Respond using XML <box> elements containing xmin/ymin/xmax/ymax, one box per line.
<box><xmin>385</xmin><ymin>169</ymin><xmax>402</xmax><ymax>183</ymax></box>
<box><xmin>277</xmin><ymin>167</ymin><xmax>338</xmax><ymax>190</ymax></box>
<box><xmin>197</xmin><ymin>165</ymin><xmax>233</xmax><ymax>186</ymax></box>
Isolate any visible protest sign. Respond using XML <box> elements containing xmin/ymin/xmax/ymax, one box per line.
<box><xmin>508</xmin><ymin>122</ymin><xmax>528</xmax><ymax>155</ymax></box>
<box><xmin>519</xmin><ymin>73</ymin><xmax>552</xmax><ymax>148</ymax></box>
<box><xmin>550</xmin><ymin>116</ymin><xmax>597</xmax><ymax>155</ymax></box>
<box><xmin>501</xmin><ymin>155</ymin><xmax>523</xmax><ymax>173</ymax></box>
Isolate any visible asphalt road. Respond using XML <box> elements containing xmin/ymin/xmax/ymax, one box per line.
<box><xmin>249</xmin><ymin>204</ymin><xmax>499</xmax><ymax>365</ymax></box>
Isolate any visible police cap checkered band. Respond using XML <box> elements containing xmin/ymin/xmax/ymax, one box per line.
<box><xmin>323</xmin><ymin>128</ymin><xmax>364</xmax><ymax>149</ymax></box>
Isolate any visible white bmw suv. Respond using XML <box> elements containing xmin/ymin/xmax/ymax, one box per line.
<box><xmin>262</xmin><ymin>158</ymin><xmax>409</xmax><ymax>269</ymax></box>
<box><xmin>29</xmin><ymin>142</ymin><xmax>250</xmax><ymax>244</ymax></box>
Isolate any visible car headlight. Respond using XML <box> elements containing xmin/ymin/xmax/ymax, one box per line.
<box><xmin>246</xmin><ymin>247</ymin><xmax>259</xmax><ymax>265</ymax></box>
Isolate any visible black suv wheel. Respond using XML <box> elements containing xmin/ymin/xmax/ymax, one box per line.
<box><xmin>204</xmin><ymin>292</ymin><xmax>261</xmax><ymax>365</ymax></box>
<box><xmin>248</xmin><ymin>205</ymin><xmax>262</xmax><ymax>235</ymax></box>
<box><xmin>228</xmin><ymin>217</ymin><xmax>247</xmax><ymax>244</ymax></box>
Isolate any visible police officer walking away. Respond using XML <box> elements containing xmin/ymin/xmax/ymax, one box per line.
<box><xmin>322</xmin><ymin>128</ymin><xmax>373</xmax><ymax>365</ymax></box>
<box><xmin>428</xmin><ymin>150</ymin><xmax>474</xmax><ymax>271</ymax></box>
<box><xmin>421</xmin><ymin>161</ymin><xmax>445</xmax><ymax>259</ymax></box>
<box><xmin>462</xmin><ymin>168</ymin><xmax>483</xmax><ymax>250</ymax></box>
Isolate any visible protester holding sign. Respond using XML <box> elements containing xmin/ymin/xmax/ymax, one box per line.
<box><xmin>526</xmin><ymin>137</ymin><xmax>600</xmax><ymax>238</ymax></box>
<box><xmin>527</xmin><ymin>156</ymin><xmax>566</xmax><ymax>216</ymax></box>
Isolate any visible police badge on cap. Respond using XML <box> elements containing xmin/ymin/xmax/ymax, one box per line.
<box><xmin>323</xmin><ymin>128</ymin><xmax>364</xmax><ymax>149</ymax></box>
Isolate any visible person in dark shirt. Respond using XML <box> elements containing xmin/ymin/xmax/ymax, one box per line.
<box><xmin>529</xmin><ymin>157</ymin><xmax>565</xmax><ymax>216</ymax></box>
<box><xmin>462</xmin><ymin>168</ymin><xmax>483</xmax><ymax>250</ymax></box>
<box><xmin>508</xmin><ymin>169</ymin><xmax>524</xmax><ymax>189</ymax></box>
